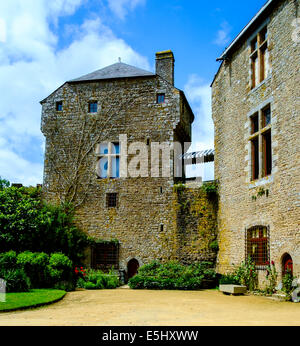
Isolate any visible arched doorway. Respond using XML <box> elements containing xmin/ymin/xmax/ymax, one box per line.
<box><xmin>127</xmin><ymin>258</ymin><xmax>139</xmax><ymax>280</ymax></box>
<box><xmin>282</xmin><ymin>253</ymin><xmax>293</xmax><ymax>276</ymax></box>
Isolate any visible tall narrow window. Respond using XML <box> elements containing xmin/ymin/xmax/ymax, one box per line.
<box><xmin>96</xmin><ymin>142</ymin><xmax>120</xmax><ymax>179</ymax></box>
<box><xmin>250</xmin><ymin>113</ymin><xmax>259</xmax><ymax>134</ymax></box>
<box><xmin>250</xmin><ymin>26</ymin><xmax>269</xmax><ymax>89</ymax></box>
<box><xmin>246</xmin><ymin>226</ymin><xmax>269</xmax><ymax>268</ymax></box>
<box><xmin>251</xmin><ymin>137</ymin><xmax>259</xmax><ymax>180</ymax></box>
<box><xmin>249</xmin><ymin>104</ymin><xmax>272</xmax><ymax>181</ymax></box>
<box><xmin>262</xmin><ymin>106</ymin><xmax>271</xmax><ymax>128</ymax></box>
<box><xmin>56</xmin><ymin>101</ymin><xmax>63</xmax><ymax>111</ymax></box>
<box><xmin>259</xmin><ymin>27</ymin><xmax>268</xmax><ymax>82</ymax></box>
<box><xmin>262</xmin><ymin>130</ymin><xmax>272</xmax><ymax>177</ymax></box>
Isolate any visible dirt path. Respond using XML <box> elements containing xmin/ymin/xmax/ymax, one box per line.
<box><xmin>0</xmin><ymin>288</ymin><xmax>299</xmax><ymax>326</ymax></box>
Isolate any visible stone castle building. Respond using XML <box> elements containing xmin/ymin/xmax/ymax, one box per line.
<box><xmin>40</xmin><ymin>0</ymin><xmax>298</xmax><ymax>285</ymax></box>
<box><xmin>41</xmin><ymin>51</ymin><xmax>217</xmax><ymax>279</ymax></box>
<box><xmin>212</xmin><ymin>0</ymin><xmax>299</xmax><ymax>284</ymax></box>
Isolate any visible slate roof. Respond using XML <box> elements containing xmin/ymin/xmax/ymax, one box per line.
<box><xmin>68</xmin><ymin>62</ymin><xmax>155</xmax><ymax>83</ymax></box>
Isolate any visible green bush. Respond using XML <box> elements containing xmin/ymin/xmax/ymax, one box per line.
<box><xmin>3</xmin><ymin>269</ymin><xmax>31</xmax><ymax>292</ymax></box>
<box><xmin>219</xmin><ymin>274</ymin><xmax>240</xmax><ymax>285</ymax></box>
<box><xmin>54</xmin><ymin>280</ymin><xmax>75</xmax><ymax>292</ymax></box>
<box><xmin>0</xmin><ymin>250</ymin><xmax>74</xmax><ymax>291</ymax></box>
<box><xmin>17</xmin><ymin>251</ymin><xmax>49</xmax><ymax>288</ymax></box>
<box><xmin>47</xmin><ymin>253</ymin><xmax>73</xmax><ymax>287</ymax></box>
<box><xmin>0</xmin><ymin>251</ymin><xmax>18</xmax><ymax>273</ymax></box>
<box><xmin>84</xmin><ymin>281</ymin><xmax>97</xmax><ymax>290</ymax></box>
<box><xmin>76</xmin><ymin>268</ymin><xmax>119</xmax><ymax>290</ymax></box>
<box><xmin>282</xmin><ymin>270</ymin><xmax>295</xmax><ymax>298</ymax></box>
<box><xmin>234</xmin><ymin>257</ymin><xmax>258</xmax><ymax>291</ymax></box>
<box><xmin>128</xmin><ymin>261</ymin><xmax>217</xmax><ymax>290</ymax></box>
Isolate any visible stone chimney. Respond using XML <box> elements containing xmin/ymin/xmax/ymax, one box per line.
<box><xmin>155</xmin><ymin>50</ymin><xmax>175</xmax><ymax>85</ymax></box>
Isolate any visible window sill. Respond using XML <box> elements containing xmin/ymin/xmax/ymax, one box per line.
<box><xmin>249</xmin><ymin>174</ymin><xmax>273</xmax><ymax>189</ymax></box>
<box><xmin>249</xmin><ymin>74</ymin><xmax>272</xmax><ymax>95</ymax></box>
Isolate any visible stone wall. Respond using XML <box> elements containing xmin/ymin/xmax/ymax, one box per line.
<box><xmin>212</xmin><ymin>0</ymin><xmax>300</xmax><ymax>284</ymax></box>
<box><xmin>41</xmin><ymin>65</ymin><xmax>197</xmax><ymax>271</ymax></box>
<box><xmin>174</xmin><ymin>184</ymin><xmax>218</xmax><ymax>265</ymax></box>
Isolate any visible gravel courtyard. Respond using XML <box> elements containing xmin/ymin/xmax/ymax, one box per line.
<box><xmin>0</xmin><ymin>288</ymin><xmax>299</xmax><ymax>326</ymax></box>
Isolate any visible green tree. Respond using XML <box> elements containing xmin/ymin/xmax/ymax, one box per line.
<box><xmin>0</xmin><ymin>184</ymin><xmax>90</xmax><ymax>264</ymax></box>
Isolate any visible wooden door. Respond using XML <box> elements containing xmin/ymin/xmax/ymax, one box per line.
<box><xmin>127</xmin><ymin>259</ymin><xmax>139</xmax><ymax>279</ymax></box>
<box><xmin>282</xmin><ymin>254</ymin><xmax>293</xmax><ymax>276</ymax></box>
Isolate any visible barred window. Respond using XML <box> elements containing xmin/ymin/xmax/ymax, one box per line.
<box><xmin>91</xmin><ymin>243</ymin><xmax>119</xmax><ymax>270</ymax></box>
<box><xmin>106</xmin><ymin>193</ymin><xmax>118</xmax><ymax>208</ymax></box>
<box><xmin>246</xmin><ymin>226</ymin><xmax>270</xmax><ymax>268</ymax></box>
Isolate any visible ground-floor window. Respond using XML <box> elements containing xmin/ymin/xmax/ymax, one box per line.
<box><xmin>91</xmin><ymin>242</ymin><xmax>119</xmax><ymax>271</ymax></box>
<box><xmin>246</xmin><ymin>226</ymin><xmax>270</xmax><ymax>269</ymax></box>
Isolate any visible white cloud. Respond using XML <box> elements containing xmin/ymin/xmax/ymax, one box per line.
<box><xmin>0</xmin><ymin>0</ymin><xmax>149</xmax><ymax>186</ymax></box>
<box><xmin>213</xmin><ymin>21</ymin><xmax>231</xmax><ymax>46</ymax></box>
<box><xmin>184</xmin><ymin>75</ymin><xmax>214</xmax><ymax>181</ymax></box>
<box><xmin>107</xmin><ymin>0</ymin><xmax>145</xmax><ymax>19</ymax></box>
<box><xmin>0</xmin><ymin>18</ymin><xmax>6</xmax><ymax>43</ymax></box>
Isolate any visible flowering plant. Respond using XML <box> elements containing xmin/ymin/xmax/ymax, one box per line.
<box><xmin>265</xmin><ymin>261</ymin><xmax>277</xmax><ymax>294</ymax></box>
<box><xmin>74</xmin><ymin>266</ymin><xmax>86</xmax><ymax>278</ymax></box>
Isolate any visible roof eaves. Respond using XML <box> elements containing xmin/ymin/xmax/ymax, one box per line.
<box><xmin>217</xmin><ymin>0</ymin><xmax>277</xmax><ymax>61</ymax></box>
<box><xmin>40</xmin><ymin>82</ymin><xmax>67</xmax><ymax>104</ymax></box>
<box><xmin>178</xmin><ymin>89</ymin><xmax>195</xmax><ymax>123</ymax></box>
<box><xmin>67</xmin><ymin>74</ymin><xmax>156</xmax><ymax>84</ymax></box>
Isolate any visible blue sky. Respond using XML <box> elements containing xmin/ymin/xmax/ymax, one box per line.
<box><xmin>0</xmin><ymin>0</ymin><xmax>267</xmax><ymax>185</ymax></box>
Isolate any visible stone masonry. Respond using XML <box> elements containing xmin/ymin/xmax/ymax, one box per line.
<box><xmin>41</xmin><ymin>51</ymin><xmax>217</xmax><ymax>274</ymax></box>
<box><xmin>212</xmin><ymin>0</ymin><xmax>300</xmax><ymax>285</ymax></box>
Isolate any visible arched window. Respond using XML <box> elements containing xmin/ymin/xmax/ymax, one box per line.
<box><xmin>246</xmin><ymin>226</ymin><xmax>270</xmax><ymax>268</ymax></box>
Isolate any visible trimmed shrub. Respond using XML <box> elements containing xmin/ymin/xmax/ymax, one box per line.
<box><xmin>47</xmin><ymin>253</ymin><xmax>73</xmax><ymax>288</ymax></box>
<box><xmin>0</xmin><ymin>250</ymin><xmax>74</xmax><ymax>291</ymax></box>
<box><xmin>17</xmin><ymin>251</ymin><xmax>49</xmax><ymax>288</ymax></box>
<box><xmin>3</xmin><ymin>269</ymin><xmax>31</xmax><ymax>292</ymax></box>
<box><xmin>128</xmin><ymin>261</ymin><xmax>217</xmax><ymax>290</ymax></box>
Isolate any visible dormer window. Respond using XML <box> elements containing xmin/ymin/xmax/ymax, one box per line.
<box><xmin>156</xmin><ymin>93</ymin><xmax>165</xmax><ymax>104</ymax></box>
<box><xmin>56</xmin><ymin>101</ymin><xmax>63</xmax><ymax>111</ymax></box>
<box><xmin>89</xmin><ymin>101</ymin><xmax>98</xmax><ymax>113</ymax></box>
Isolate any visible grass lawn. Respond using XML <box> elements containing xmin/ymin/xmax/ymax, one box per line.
<box><xmin>0</xmin><ymin>289</ymin><xmax>66</xmax><ymax>312</ymax></box>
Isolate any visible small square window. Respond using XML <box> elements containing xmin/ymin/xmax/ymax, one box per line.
<box><xmin>106</xmin><ymin>193</ymin><xmax>117</xmax><ymax>208</ymax></box>
<box><xmin>56</xmin><ymin>101</ymin><xmax>63</xmax><ymax>111</ymax></box>
<box><xmin>157</xmin><ymin>93</ymin><xmax>165</xmax><ymax>104</ymax></box>
<box><xmin>89</xmin><ymin>101</ymin><xmax>98</xmax><ymax>113</ymax></box>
